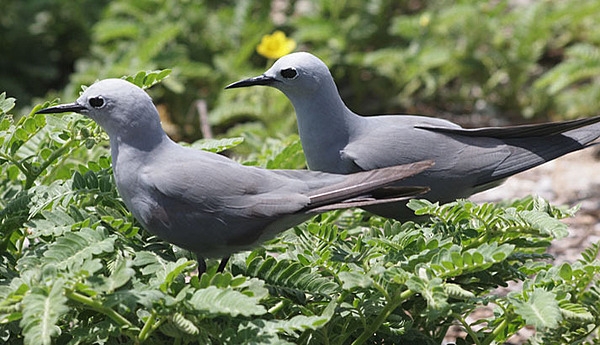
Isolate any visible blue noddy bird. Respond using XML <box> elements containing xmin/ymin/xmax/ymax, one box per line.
<box><xmin>37</xmin><ymin>78</ymin><xmax>432</xmax><ymax>271</ymax></box>
<box><xmin>226</xmin><ymin>52</ymin><xmax>600</xmax><ymax>220</ymax></box>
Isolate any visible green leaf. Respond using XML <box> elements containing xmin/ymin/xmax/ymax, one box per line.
<box><xmin>519</xmin><ymin>210</ymin><xmax>568</xmax><ymax>239</ymax></box>
<box><xmin>268</xmin><ymin>299</ymin><xmax>336</xmax><ymax>335</ymax></box>
<box><xmin>156</xmin><ymin>69</ymin><xmax>172</xmax><ymax>81</ymax></box>
<box><xmin>559</xmin><ymin>301</ymin><xmax>594</xmax><ymax>322</ymax></box>
<box><xmin>159</xmin><ymin>258</ymin><xmax>195</xmax><ymax>293</ymax></box>
<box><xmin>0</xmin><ymin>92</ymin><xmax>16</xmax><ymax>114</ymax></box>
<box><xmin>558</xmin><ymin>263</ymin><xmax>572</xmax><ymax>281</ymax></box>
<box><xmin>339</xmin><ymin>271</ymin><xmax>374</xmax><ymax>290</ymax></box>
<box><xmin>444</xmin><ymin>283</ymin><xmax>475</xmax><ymax>300</ymax></box>
<box><xmin>20</xmin><ymin>282</ymin><xmax>69</xmax><ymax>345</ymax></box>
<box><xmin>265</xmin><ymin>138</ymin><xmax>305</xmax><ymax>169</ymax></box>
<box><xmin>579</xmin><ymin>242</ymin><xmax>600</xmax><ymax>264</ymax></box>
<box><xmin>407</xmin><ymin>199</ymin><xmax>438</xmax><ymax>215</ymax></box>
<box><xmin>95</xmin><ymin>256</ymin><xmax>135</xmax><ymax>293</ymax></box>
<box><xmin>43</xmin><ymin>228</ymin><xmax>115</xmax><ymax>271</ymax></box>
<box><xmin>223</xmin><ymin>300</ymin><xmax>336</xmax><ymax>344</ymax></box>
<box><xmin>189</xmin><ymin>286</ymin><xmax>266</xmax><ymax>317</ymax></box>
<box><xmin>245</xmin><ymin>256</ymin><xmax>338</xmax><ymax>295</ymax></box>
<box><xmin>22</xmin><ymin>118</ymin><xmax>37</xmax><ymax>133</ymax></box>
<box><xmin>512</xmin><ymin>289</ymin><xmax>561</xmax><ymax>329</ymax></box>
<box><xmin>171</xmin><ymin>312</ymin><xmax>199</xmax><ymax>335</ymax></box>
<box><xmin>406</xmin><ymin>276</ymin><xmax>449</xmax><ymax>311</ymax></box>
<box><xmin>187</xmin><ymin>137</ymin><xmax>244</xmax><ymax>153</ymax></box>
<box><xmin>124</xmin><ymin>69</ymin><xmax>172</xmax><ymax>89</ymax></box>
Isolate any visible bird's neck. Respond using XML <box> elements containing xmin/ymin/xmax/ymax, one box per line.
<box><xmin>285</xmin><ymin>84</ymin><xmax>362</xmax><ymax>172</ymax></box>
<box><xmin>108</xmin><ymin>120</ymin><xmax>173</xmax><ymax>181</ymax></box>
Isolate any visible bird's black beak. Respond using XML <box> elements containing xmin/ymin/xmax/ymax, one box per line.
<box><xmin>36</xmin><ymin>102</ymin><xmax>86</xmax><ymax>114</ymax></box>
<box><xmin>225</xmin><ymin>75</ymin><xmax>278</xmax><ymax>89</ymax></box>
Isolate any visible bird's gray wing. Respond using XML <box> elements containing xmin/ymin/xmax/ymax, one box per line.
<box><xmin>133</xmin><ymin>151</ymin><xmax>317</xmax><ymax>257</ymax></box>
<box><xmin>341</xmin><ymin>116</ymin><xmax>465</xmax><ymax>171</ymax></box>
<box><xmin>415</xmin><ymin>115</ymin><xmax>600</xmax><ymax>139</ymax></box>
<box><xmin>340</xmin><ymin>116</ymin><xmax>546</xmax><ymax>199</ymax></box>
<box><xmin>342</xmin><ymin>115</ymin><xmax>600</xmax><ymax>191</ymax></box>
<box><xmin>414</xmin><ymin>116</ymin><xmax>600</xmax><ymax>184</ymax></box>
<box><xmin>272</xmin><ymin>160</ymin><xmax>433</xmax><ymax>212</ymax></box>
<box><xmin>147</xmin><ymin>149</ymin><xmax>432</xmax><ymax>220</ymax></box>
<box><xmin>146</xmin><ymin>153</ymin><xmax>312</xmax><ymax>220</ymax></box>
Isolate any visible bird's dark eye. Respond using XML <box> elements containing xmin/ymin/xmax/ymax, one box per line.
<box><xmin>280</xmin><ymin>68</ymin><xmax>298</xmax><ymax>79</ymax></box>
<box><xmin>89</xmin><ymin>96</ymin><xmax>105</xmax><ymax>108</ymax></box>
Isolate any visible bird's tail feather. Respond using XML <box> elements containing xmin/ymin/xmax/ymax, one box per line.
<box><xmin>418</xmin><ymin>115</ymin><xmax>600</xmax><ymax>139</ymax></box>
<box><xmin>307</xmin><ymin>160</ymin><xmax>434</xmax><ymax>209</ymax></box>
<box><xmin>307</xmin><ymin>186</ymin><xmax>429</xmax><ymax>213</ymax></box>
<box><xmin>478</xmin><ymin>126</ymin><xmax>600</xmax><ymax>187</ymax></box>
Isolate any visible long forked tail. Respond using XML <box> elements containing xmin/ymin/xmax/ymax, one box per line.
<box><xmin>480</xmin><ymin>122</ymin><xmax>600</xmax><ymax>186</ymax></box>
<box><xmin>417</xmin><ymin>115</ymin><xmax>600</xmax><ymax>139</ymax></box>
<box><xmin>306</xmin><ymin>160</ymin><xmax>434</xmax><ymax>212</ymax></box>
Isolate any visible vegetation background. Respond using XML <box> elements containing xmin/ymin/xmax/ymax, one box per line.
<box><xmin>0</xmin><ymin>0</ymin><xmax>599</xmax><ymax>344</ymax></box>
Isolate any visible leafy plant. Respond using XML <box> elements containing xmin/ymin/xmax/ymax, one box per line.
<box><xmin>8</xmin><ymin>0</ymin><xmax>600</xmax><ymax>146</ymax></box>
<box><xmin>1</xmin><ymin>73</ymin><xmax>598</xmax><ymax>344</ymax></box>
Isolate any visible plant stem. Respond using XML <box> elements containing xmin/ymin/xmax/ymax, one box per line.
<box><xmin>0</xmin><ymin>152</ymin><xmax>28</xmax><ymax>179</ymax></box>
<box><xmin>452</xmin><ymin>312</ymin><xmax>482</xmax><ymax>345</ymax></box>
<box><xmin>483</xmin><ymin>317</ymin><xmax>508</xmax><ymax>345</ymax></box>
<box><xmin>350</xmin><ymin>289</ymin><xmax>414</xmax><ymax>345</ymax></box>
<box><xmin>139</xmin><ymin>310</ymin><xmax>162</xmax><ymax>342</ymax></box>
<box><xmin>65</xmin><ymin>290</ymin><xmax>134</xmax><ymax>329</ymax></box>
<box><xmin>25</xmin><ymin>138</ymin><xmax>78</xmax><ymax>189</ymax></box>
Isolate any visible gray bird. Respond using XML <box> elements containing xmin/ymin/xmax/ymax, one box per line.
<box><xmin>226</xmin><ymin>51</ymin><xmax>600</xmax><ymax>220</ymax></box>
<box><xmin>37</xmin><ymin>78</ymin><xmax>432</xmax><ymax>271</ymax></box>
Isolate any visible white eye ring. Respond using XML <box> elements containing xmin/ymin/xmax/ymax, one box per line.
<box><xmin>280</xmin><ymin>68</ymin><xmax>298</xmax><ymax>79</ymax></box>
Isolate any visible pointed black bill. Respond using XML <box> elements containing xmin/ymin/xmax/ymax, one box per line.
<box><xmin>225</xmin><ymin>75</ymin><xmax>278</xmax><ymax>89</ymax></box>
<box><xmin>36</xmin><ymin>102</ymin><xmax>86</xmax><ymax>114</ymax></box>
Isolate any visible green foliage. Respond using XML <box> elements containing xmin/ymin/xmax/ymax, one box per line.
<box><xmin>0</xmin><ymin>0</ymin><xmax>109</xmax><ymax>105</ymax></box>
<box><xmin>17</xmin><ymin>0</ymin><xmax>589</xmax><ymax>148</ymax></box>
<box><xmin>1</xmin><ymin>77</ymin><xmax>598</xmax><ymax>344</ymax></box>
<box><xmin>5</xmin><ymin>0</ymin><xmax>600</xmax><ymax>151</ymax></box>
<box><xmin>20</xmin><ymin>281</ymin><xmax>69</xmax><ymax>345</ymax></box>
<box><xmin>8</xmin><ymin>0</ymin><xmax>600</xmax><ymax>147</ymax></box>
<box><xmin>4</xmin><ymin>9</ymin><xmax>600</xmax><ymax>338</ymax></box>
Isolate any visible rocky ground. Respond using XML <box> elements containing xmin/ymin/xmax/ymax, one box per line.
<box><xmin>443</xmin><ymin>147</ymin><xmax>600</xmax><ymax>344</ymax></box>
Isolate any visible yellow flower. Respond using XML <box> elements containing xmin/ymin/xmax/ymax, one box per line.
<box><xmin>419</xmin><ymin>13</ymin><xmax>431</xmax><ymax>27</ymax></box>
<box><xmin>256</xmin><ymin>31</ymin><xmax>296</xmax><ymax>59</ymax></box>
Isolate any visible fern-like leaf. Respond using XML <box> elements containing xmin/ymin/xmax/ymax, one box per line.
<box><xmin>270</xmin><ymin>300</ymin><xmax>336</xmax><ymax>335</ymax></box>
<box><xmin>339</xmin><ymin>271</ymin><xmax>374</xmax><ymax>290</ymax></box>
<box><xmin>0</xmin><ymin>92</ymin><xmax>16</xmax><ymax>115</ymax></box>
<box><xmin>189</xmin><ymin>286</ymin><xmax>266</xmax><ymax>317</ymax></box>
<box><xmin>43</xmin><ymin>228</ymin><xmax>115</xmax><ymax>272</ymax></box>
<box><xmin>579</xmin><ymin>242</ymin><xmax>600</xmax><ymax>264</ymax></box>
<box><xmin>245</xmin><ymin>256</ymin><xmax>338</xmax><ymax>296</ymax></box>
<box><xmin>559</xmin><ymin>301</ymin><xmax>594</xmax><ymax>322</ymax></box>
<box><xmin>406</xmin><ymin>276</ymin><xmax>449</xmax><ymax>311</ymax></box>
<box><xmin>511</xmin><ymin>289</ymin><xmax>561</xmax><ymax>329</ymax></box>
<box><xmin>20</xmin><ymin>281</ymin><xmax>69</xmax><ymax>345</ymax></box>
<box><xmin>444</xmin><ymin>283</ymin><xmax>476</xmax><ymax>300</ymax></box>
<box><xmin>187</xmin><ymin>137</ymin><xmax>244</xmax><ymax>153</ymax></box>
<box><xmin>123</xmin><ymin>69</ymin><xmax>172</xmax><ymax>89</ymax></box>
<box><xmin>518</xmin><ymin>210</ymin><xmax>568</xmax><ymax>239</ymax></box>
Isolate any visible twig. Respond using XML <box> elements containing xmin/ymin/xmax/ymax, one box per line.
<box><xmin>196</xmin><ymin>100</ymin><xmax>212</xmax><ymax>139</ymax></box>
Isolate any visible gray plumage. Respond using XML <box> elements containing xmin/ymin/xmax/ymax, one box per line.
<box><xmin>226</xmin><ymin>52</ymin><xmax>600</xmax><ymax>219</ymax></box>
<box><xmin>37</xmin><ymin>78</ymin><xmax>432</xmax><ymax>262</ymax></box>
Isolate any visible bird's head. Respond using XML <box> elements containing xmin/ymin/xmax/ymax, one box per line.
<box><xmin>37</xmin><ymin>79</ymin><xmax>161</xmax><ymax>139</ymax></box>
<box><xmin>226</xmin><ymin>52</ymin><xmax>335</xmax><ymax>98</ymax></box>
